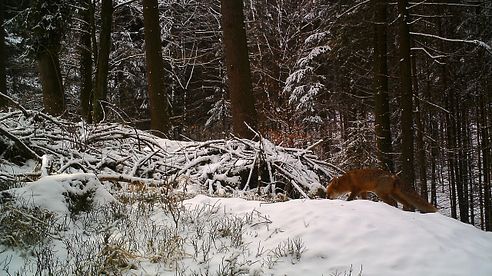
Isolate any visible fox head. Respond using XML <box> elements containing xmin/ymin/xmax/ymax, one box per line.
<box><xmin>326</xmin><ymin>177</ymin><xmax>346</xmax><ymax>199</ymax></box>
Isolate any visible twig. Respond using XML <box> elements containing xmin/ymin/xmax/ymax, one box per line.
<box><xmin>97</xmin><ymin>174</ymin><xmax>168</xmax><ymax>186</ymax></box>
<box><xmin>272</xmin><ymin>164</ymin><xmax>310</xmax><ymax>199</ymax></box>
<box><xmin>298</xmin><ymin>139</ymin><xmax>323</xmax><ymax>156</ymax></box>
<box><xmin>0</xmin><ymin>92</ymin><xmax>29</xmax><ymax>116</ymax></box>
<box><xmin>243</xmin><ymin>153</ymin><xmax>258</xmax><ymax>191</ymax></box>
<box><xmin>0</xmin><ymin>126</ymin><xmax>41</xmax><ymax>160</ymax></box>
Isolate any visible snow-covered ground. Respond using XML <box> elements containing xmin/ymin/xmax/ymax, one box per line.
<box><xmin>1</xmin><ymin>174</ymin><xmax>491</xmax><ymax>275</ymax></box>
<box><xmin>184</xmin><ymin>195</ymin><xmax>492</xmax><ymax>276</ymax></box>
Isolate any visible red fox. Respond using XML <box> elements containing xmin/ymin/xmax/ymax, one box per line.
<box><xmin>326</xmin><ymin>168</ymin><xmax>437</xmax><ymax>213</ymax></box>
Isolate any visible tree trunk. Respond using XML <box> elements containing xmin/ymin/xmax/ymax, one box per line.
<box><xmin>480</xmin><ymin>93</ymin><xmax>492</xmax><ymax>231</ymax></box>
<box><xmin>445</xmin><ymin>91</ymin><xmax>458</xmax><ymax>219</ymax></box>
<box><xmin>93</xmin><ymin>0</ymin><xmax>113</xmax><ymax>123</ymax></box>
<box><xmin>221</xmin><ymin>0</ymin><xmax>258</xmax><ymax>139</ymax></box>
<box><xmin>428</xmin><ymin>102</ymin><xmax>438</xmax><ymax>206</ymax></box>
<box><xmin>456</xmin><ymin>107</ymin><xmax>469</xmax><ymax>223</ymax></box>
<box><xmin>38</xmin><ymin>47</ymin><xmax>65</xmax><ymax>116</ymax></box>
<box><xmin>476</xmin><ymin>103</ymin><xmax>484</xmax><ymax>229</ymax></box>
<box><xmin>397</xmin><ymin>0</ymin><xmax>414</xmax><ymax>188</ymax></box>
<box><xmin>430</xmin><ymin>127</ymin><xmax>438</xmax><ymax>205</ymax></box>
<box><xmin>373</xmin><ymin>0</ymin><xmax>394</xmax><ymax>172</ymax></box>
<box><xmin>411</xmin><ymin>55</ymin><xmax>428</xmax><ymax>200</ymax></box>
<box><xmin>0</xmin><ymin>1</ymin><xmax>7</xmax><ymax>108</ymax></box>
<box><xmin>143</xmin><ymin>0</ymin><xmax>170</xmax><ymax>134</ymax></box>
<box><xmin>79</xmin><ymin>0</ymin><xmax>94</xmax><ymax>123</ymax></box>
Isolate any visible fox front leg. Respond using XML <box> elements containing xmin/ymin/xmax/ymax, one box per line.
<box><xmin>347</xmin><ymin>191</ymin><xmax>360</xmax><ymax>201</ymax></box>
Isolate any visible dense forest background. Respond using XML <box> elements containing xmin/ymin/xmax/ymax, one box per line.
<box><xmin>0</xmin><ymin>0</ymin><xmax>491</xmax><ymax>230</ymax></box>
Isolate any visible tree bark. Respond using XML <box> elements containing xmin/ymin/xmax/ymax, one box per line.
<box><xmin>221</xmin><ymin>0</ymin><xmax>258</xmax><ymax>139</ymax></box>
<box><xmin>444</xmin><ymin>81</ymin><xmax>458</xmax><ymax>219</ymax></box>
<box><xmin>79</xmin><ymin>0</ymin><xmax>94</xmax><ymax>123</ymax></box>
<box><xmin>411</xmin><ymin>55</ymin><xmax>427</xmax><ymax>200</ymax></box>
<box><xmin>397</xmin><ymin>0</ymin><xmax>414</xmax><ymax>188</ymax></box>
<box><xmin>476</xmin><ymin>103</ymin><xmax>484</xmax><ymax>229</ymax></box>
<box><xmin>93</xmin><ymin>0</ymin><xmax>113</xmax><ymax>123</ymax></box>
<box><xmin>38</xmin><ymin>47</ymin><xmax>65</xmax><ymax>116</ymax></box>
<box><xmin>456</xmin><ymin>107</ymin><xmax>469</xmax><ymax>223</ymax></box>
<box><xmin>0</xmin><ymin>1</ymin><xmax>7</xmax><ymax>108</ymax></box>
<box><xmin>480</xmin><ymin>93</ymin><xmax>491</xmax><ymax>231</ymax></box>
<box><xmin>143</xmin><ymin>0</ymin><xmax>170</xmax><ymax>134</ymax></box>
<box><xmin>425</xmin><ymin>74</ymin><xmax>438</xmax><ymax>206</ymax></box>
<box><xmin>430</xmin><ymin>123</ymin><xmax>438</xmax><ymax>205</ymax></box>
<box><xmin>373</xmin><ymin>0</ymin><xmax>394</xmax><ymax>172</ymax></box>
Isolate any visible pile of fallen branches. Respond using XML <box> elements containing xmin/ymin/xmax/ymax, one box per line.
<box><xmin>0</xmin><ymin>109</ymin><xmax>336</xmax><ymax>198</ymax></box>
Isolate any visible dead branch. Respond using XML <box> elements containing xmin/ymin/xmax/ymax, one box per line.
<box><xmin>0</xmin><ymin>126</ymin><xmax>41</xmax><ymax>160</ymax></box>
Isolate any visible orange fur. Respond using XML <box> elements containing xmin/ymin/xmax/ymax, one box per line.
<box><xmin>326</xmin><ymin>168</ymin><xmax>437</xmax><ymax>213</ymax></box>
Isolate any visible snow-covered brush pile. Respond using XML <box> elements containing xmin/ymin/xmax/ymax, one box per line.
<box><xmin>0</xmin><ymin>110</ymin><xmax>333</xmax><ymax>199</ymax></box>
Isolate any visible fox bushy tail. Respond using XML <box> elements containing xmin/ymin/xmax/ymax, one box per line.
<box><xmin>394</xmin><ymin>179</ymin><xmax>438</xmax><ymax>213</ymax></box>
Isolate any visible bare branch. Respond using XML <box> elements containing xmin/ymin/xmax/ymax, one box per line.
<box><xmin>410</xmin><ymin>32</ymin><xmax>492</xmax><ymax>55</ymax></box>
<box><xmin>0</xmin><ymin>126</ymin><xmax>41</xmax><ymax>160</ymax></box>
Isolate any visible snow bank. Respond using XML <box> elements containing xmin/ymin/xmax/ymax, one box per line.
<box><xmin>185</xmin><ymin>195</ymin><xmax>492</xmax><ymax>276</ymax></box>
<box><xmin>1</xmin><ymin>173</ymin><xmax>116</xmax><ymax>216</ymax></box>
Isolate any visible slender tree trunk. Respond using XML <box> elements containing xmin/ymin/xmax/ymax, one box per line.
<box><xmin>397</xmin><ymin>0</ymin><xmax>414</xmax><ymax>189</ymax></box>
<box><xmin>415</xmin><ymin>93</ymin><xmax>428</xmax><ymax>198</ymax></box>
<box><xmin>38</xmin><ymin>47</ymin><xmax>65</xmax><ymax>115</ymax></box>
<box><xmin>423</xmin><ymin>60</ymin><xmax>438</xmax><ymax>205</ymax></box>
<box><xmin>476</xmin><ymin>102</ymin><xmax>485</xmax><ymax>229</ymax></box>
<box><xmin>468</xmin><ymin>141</ymin><xmax>475</xmax><ymax>226</ymax></box>
<box><xmin>221</xmin><ymin>0</ymin><xmax>258</xmax><ymax>139</ymax></box>
<box><xmin>143</xmin><ymin>0</ymin><xmax>170</xmax><ymax>134</ymax></box>
<box><xmin>447</xmin><ymin>101</ymin><xmax>458</xmax><ymax>219</ymax></box>
<box><xmin>456</xmin><ymin>107</ymin><xmax>469</xmax><ymax>223</ymax></box>
<box><xmin>373</xmin><ymin>0</ymin><xmax>394</xmax><ymax>172</ymax></box>
<box><xmin>79</xmin><ymin>0</ymin><xmax>94</xmax><ymax>122</ymax></box>
<box><xmin>430</xmin><ymin>130</ymin><xmax>438</xmax><ymax>205</ymax></box>
<box><xmin>480</xmin><ymin>93</ymin><xmax>492</xmax><ymax>231</ymax></box>
<box><xmin>444</xmin><ymin>83</ymin><xmax>458</xmax><ymax>219</ymax></box>
<box><xmin>0</xmin><ymin>1</ymin><xmax>7</xmax><ymax>108</ymax></box>
<box><xmin>91</xmin><ymin>1</ymin><xmax>98</xmax><ymax>64</ymax></box>
<box><xmin>463</xmin><ymin>111</ymin><xmax>471</xmax><ymax>223</ymax></box>
<box><xmin>93</xmin><ymin>0</ymin><xmax>113</xmax><ymax>123</ymax></box>
<box><xmin>411</xmin><ymin>54</ymin><xmax>428</xmax><ymax>200</ymax></box>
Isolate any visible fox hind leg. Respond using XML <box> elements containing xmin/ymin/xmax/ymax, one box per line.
<box><xmin>359</xmin><ymin>191</ymin><xmax>369</xmax><ymax>200</ymax></box>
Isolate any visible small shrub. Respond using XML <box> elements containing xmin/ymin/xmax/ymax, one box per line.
<box><xmin>0</xmin><ymin>203</ymin><xmax>56</xmax><ymax>250</ymax></box>
<box><xmin>330</xmin><ymin>265</ymin><xmax>363</xmax><ymax>276</ymax></box>
<box><xmin>216</xmin><ymin>253</ymin><xmax>250</xmax><ymax>276</ymax></box>
<box><xmin>267</xmin><ymin>237</ymin><xmax>306</xmax><ymax>267</ymax></box>
<box><xmin>98</xmin><ymin>240</ymin><xmax>138</xmax><ymax>274</ymax></box>
<box><xmin>64</xmin><ymin>189</ymin><xmax>96</xmax><ymax>216</ymax></box>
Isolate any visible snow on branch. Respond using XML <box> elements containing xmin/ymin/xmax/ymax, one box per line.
<box><xmin>410</xmin><ymin>32</ymin><xmax>492</xmax><ymax>55</ymax></box>
<box><xmin>411</xmin><ymin>47</ymin><xmax>446</xmax><ymax>63</ymax></box>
